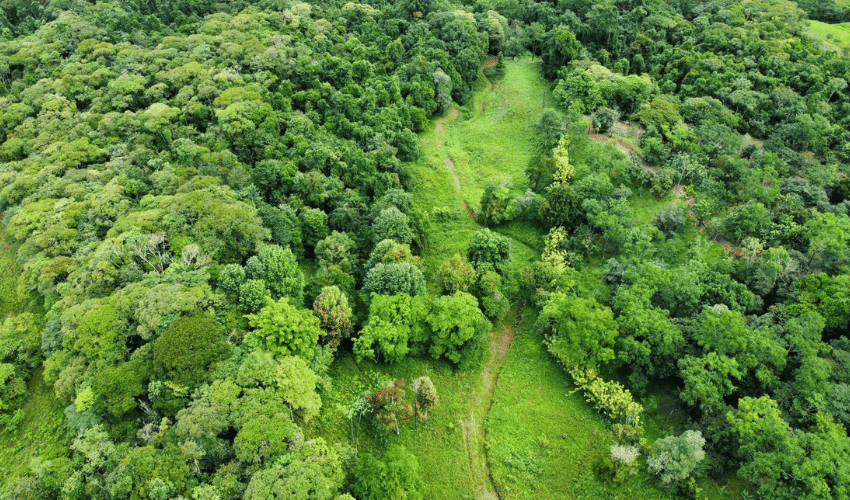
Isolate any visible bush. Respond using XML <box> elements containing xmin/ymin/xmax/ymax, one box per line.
<box><xmin>647</xmin><ymin>430</ymin><xmax>706</xmax><ymax>485</ymax></box>
<box><xmin>591</xmin><ymin>107</ymin><xmax>620</xmax><ymax>134</ymax></box>
<box><xmin>467</xmin><ymin>229</ymin><xmax>511</xmax><ymax>273</ymax></box>
<box><xmin>652</xmin><ymin>205</ymin><xmax>688</xmax><ymax>237</ymax></box>
<box><xmin>363</xmin><ymin>262</ymin><xmax>426</xmax><ymax>296</ymax></box>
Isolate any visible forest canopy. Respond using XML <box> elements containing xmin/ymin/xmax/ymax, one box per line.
<box><xmin>0</xmin><ymin>0</ymin><xmax>849</xmax><ymax>498</ymax></box>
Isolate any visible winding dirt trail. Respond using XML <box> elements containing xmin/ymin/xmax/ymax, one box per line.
<box><xmin>434</xmin><ymin>107</ymin><xmax>475</xmax><ymax>219</ymax></box>
<box><xmin>460</xmin><ymin>307</ymin><xmax>523</xmax><ymax>500</ymax></box>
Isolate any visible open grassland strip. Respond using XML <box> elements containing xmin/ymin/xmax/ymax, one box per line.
<box><xmin>807</xmin><ymin>20</ymin><xmax>850</xmax><ymax>52</ymax></box>
<box><xmin>409</xmin><ymin>57</ymin><xmax>549</xmax><ymax>498</ymax></box>
<box><xmin>0</xmin><ymin>238</ymin><xmax>26</xmax><ymax>319</ymax></box>
<box><xmin>0</xmin><ymin>237</ymin><xmax>67</xmax><ymax>488</ymax></box>
<box><xmin>441</xmin><ymin>59</ymin><xmax>551</xmax><ymax>218</ymax></box>
<box><xmin>0</xmin><ymin>367</ymin><xmax>69</xmax><ymax>487</ymax></box>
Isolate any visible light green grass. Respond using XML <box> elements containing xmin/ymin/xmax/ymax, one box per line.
<box><xmin>806</xmin><ymin>20</ymin><xmax>850</xmax><ymax>52</ymax></box>
<box><xmin>486</xmin><ymin>308</ymin><xmax>676</xmax><ymax>500</ymax></box>
<box><xmin>0</xmin><ymin>367</ymin><xmax>69</xmax><ymax>487</ymax></box>
<box><xmin>311</xmin><ymin>351</ymin><xmax>478</xmax><ymax>499</ymax></box>
<box><xmin>0</xmin><ymin>238</ymin><xmax>67</xmax><ymax>488</ymax></box>
<box><xmin>411</xmin><ymin>58</ymin><xmax>549</xmax><ymax>280</ymax></box>
<box><xmin>0</xmin><ymin>238</ymin><xmax>26</xmax><ymax>319</ymax></box>
<box><xmin>441</xmin><ymin>59</ymin><xmax>550</xmax><ymax>208</ymax></box>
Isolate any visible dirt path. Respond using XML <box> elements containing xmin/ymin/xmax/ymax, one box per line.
<box><xmin>435</xmin><ymin>107</ymin><xmax>475</xmax><ymax>219</ymax></box>
<box><xmin>460</xmin><ymin>306</ymin><xmax>523</xmax><ymax>500</ymax></box>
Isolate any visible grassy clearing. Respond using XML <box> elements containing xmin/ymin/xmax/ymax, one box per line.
<box><xmin>0</xmin><ymin>367</ymin><xmax>69</xmax><ymax>487</ymax></box>
<box><xmin>410</xmin><ymin>58</ymin><xmax>549</xmax><ymax>282</ymax></box>
<box><xmin>442</xmin><ymin>59</ymin><xmax>549</xmax><ymax>215</ymax></box>
<box><xmin>0</xmin><ymin>238</ymin><xmax>26</xmax><ymax>320</ymax></box>
<box><xmin>311</xmin><ymin>351</ymin><xmax>478</xmax><ymax>499</ymax></box>
<box><xmin>0</xmin><ymin>239</ymin><xmax>67</xmax><ymax>488</ymax></box>
<box><xmin>486</xmin><ymin>308</ymin><xmax>676</xmax><ymax>500</ymax></box>
<box><xmin>806</xmin><ymin>20</ymin><xmax>850</xmax><ymax>52</ymax></box>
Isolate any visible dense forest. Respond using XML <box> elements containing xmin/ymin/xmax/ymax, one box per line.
<box><xmin>0</xmin><ymin>0</ymin><xmax>848</xmax><ymax>498</ymax></box>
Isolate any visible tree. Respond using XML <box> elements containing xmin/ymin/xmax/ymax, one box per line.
<box><xmin>804</xmin><ymin>212</ymin><xmax>850</xmax><ymax>275</ymax></box>
<box><xmin>363</xmin><ymin>263</ymin><xmax>426</xmax><ymax>297</ymax></box>
<box><xmin>245</xmin><ymin>244</ymin><xmax>304</xmax><ymax>305</ymax></box>
<box><xmin>372</xmin><ymin>207</ymin><xmax>414</xmax><ymax>246</ymax></box>
<box><xmin>542</xmin><ymin>25</ymin><xmax>580</xmax><ymax>80</ymax></box>
<box><xmin>243</xmin><ymin>438</ymin><xmax>343</xmax><ymax>500</ymax></box>
<box><xmin>652</xmin><ymin>205</ymin><xmax>687</xmax><ymax>238</ymax></box>
<box><xmin>428</xmin><ymin>292</ymin><xmax>490</xmax><ymax>368</ymax></box>
<box><xmin>106</xmin><ymin>445</ymin><xmax>190</xmax><ymax>500</ymax></box>
<box><xmin>538</xmin><ymin>294</ymin><xmax>618</xmax><ymax>371</ymax></box>
<box><xmin>153</xmin><ymin>315</ymin><xmax>231</xmax><ymax>389</ymax></box>
<box><xmin>678</xmin><ymin>353</ymin><xmax>741</xmax><ymax>413</ymax></box>
<box><xmin>353</xmin><ymin>294</ymin><xmax>428</xmax><ymax>363</ymax></box>
<box><xmin>477</xmin><ymin>183</ymin><xmax>513</xmax><ymax>226</ymax></box>
<box><xmin>727</xmin><ymin>396</ymin><xmax>805</xmax><ymax>498</ymax></box>
<box><xmin>350</xmin><ymin>445</ymin><xmax>424</xmax><ymax>500</ymax></box>
<box><xmin>312</xmin><ymin>286</ymin><xmax>353</xmax><ymax>348</ymax></box>
<box><xmin>237</xmin><ymin>351</ymin><xmax>322</xmax><ymax>422</ymax></box>
<box><xmin>300</xmin><ymin>207</ymin><xmax>330</xmax><ymax>252</ymax></box>
<box><xmin>591</xmin><ymin>106</ymin><xmax>620</xmax><ymax>134</ymax></box>
<box><xmin>314</xmin><ymin>231</ymin><xmax>358</xmax><ymax>274</ymax></box>
<box><xmin>245</xmin><ymin>297</ymin><xmax>323</xmax><ymax>359</ymax></box>
<box><xmin>536</xmin><ymin>108</ymin><xmax>566</xmax><ymax>152</ymax></box>
<box><xmin>92</xmin><ymin>359</ymin><xmax>152</xmax><ymax>418</ymax></box>
<box><xmin>647</xmin><ymin>430</ymin><xmax>706</xmax><ymax>485</ymax></box>
<box><xmin>412</xmin><ymin>376</ymin><xmax>439</xmax><ymax>423</ymax></box>
<box><xmin>466</xmin><ymin>229</ymin><xmax>511</xmax><ymax>272</ymax></box>
<box><xmin>234</xmin><ymin>413</ymin><xmax>294</xmax><ymax>464</ymax></box>
<box><xmin>436</xmin><ymin>254</ymin><xmax>476</xmax><ymax>294</ymax></box>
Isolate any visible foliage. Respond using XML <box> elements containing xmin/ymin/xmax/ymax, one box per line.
<box><xmin>312</xmin><ymin>286</ymin><xmax>353</xmax><ymax>348</ymax></box>
<box><xmin>350</xmin><ymin>445</ymin><xmax>424</xmax><ymax>500</ymax></box>
<box><xmin>353</xmin><ymin>294</ymin><xmax>428</xmax><ymax>364</ymax></box>
<box><xmin>647</xmin><ymin>430</ymin><xmax>706</xmax><ymax>485</ymax></box>
<box><xmin>245</xmin><ymin>297</ymin><xmax>322</xmax><ymax>360</ymax></box>
<box><xmin>245</xmin><ymin>244</ymin><xmax>304</xmax><ymax>306</ymax></box>
<box><xmin>152</xmin><ymin>315</ymin><xmax>231</xmax><ymax>389</ymax></box>
<box><xmin>539</xmin><ymin>294</ymin><xmax>618</xmax><ymax>371</ymax></box>
<box><xmin>363</xmin><ymin>263</ymin><xmax>426</xmax><ymax>297</ymax></box>
<box><xmin>436</xmin><ymin>254</ymin><xmax>477</xmax><ymax>294</ymax></box>
<box><xmin>467</xmin><ymin>229</ymin><xmax>511</xmax><ymax>273</ymax></box>
<box><xmin>427</xmin><ymin>292</ymin><xmax>491</xmax><ymax>368</ymax></box>
<box><xmin>412</xmin><ymin>376</ymin><xmax>439</xmax><ymax>422</ymax></box>
<box><xmin>652</xmin><ymin>205</ymin><xmax>687</xmax><ymax>238</ymax></box>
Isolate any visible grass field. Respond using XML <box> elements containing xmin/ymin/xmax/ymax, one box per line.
<box><xmin>806</xmin><ymin>20</ymin><xmax>850</xmax><ymax>52</ymax></box>
<box><xmin>0</xmin><ymin>238</ymin><xmax>67</xmax><ymax>488</ymax></box>
<box><xmin>410</xmin><ymin>57</ymin><xmax>549</xmax><ymax>283</ymax></box>
<box><xmin>486</xmin><ymin>308</ymin><xmax>677</xmax><ymax>500</ymax></box>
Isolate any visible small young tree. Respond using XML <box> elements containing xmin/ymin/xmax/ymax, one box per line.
<box><xmin>436</xmin><ymin>254</ymin><xmax>476</xmax><ymax>294</ymax></box>
<box><xmin>467</xmin><ymin>229</ymin><xmax>511</xmax><ymax>273</ymax></box>
<box><xmin>312</xmin><ymin>286</ymin><xmax>353</xmax><ymax>348</ymax></box>
<box><xmin>591</xmin><ymin>106</ymin><xmax>620</xmax><ymax>134</ymax></box>
<box><xmin>412</xmin><ymin>376</ymin><xmax>439</xmax><ymax>424</ymax></box>
<box><xmin>245</xmin><ymin>297</ymin><xmax>323</xmax><ymax>359</ymax></box>
<box><xmin>647</xmin><ymin>430</ymin><xmax>706</xmax><ymax>485</ymax></box>
<box><xmin>366</xmin><ymin>380</ymin><xmax>413</xmax><ymax>435</ymax></box>
<box><xmin>477</xmin><ymin>183</ymin><xmax>513</xmax><ymax>226</ymax></box>
<box><xmin>652</xmin><ymin>205</ymin><xmax>687</xmax><ymax>238</ymax></box>
<box><xmin>363</xmin><ymin>262</ymin><xmax>426</xmax><ymax>297</ymax></box>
